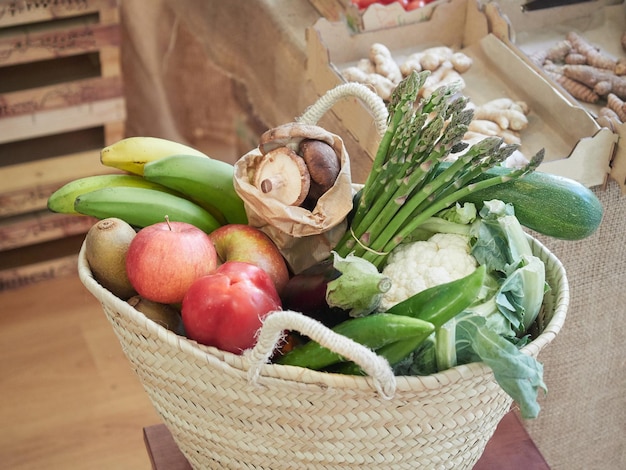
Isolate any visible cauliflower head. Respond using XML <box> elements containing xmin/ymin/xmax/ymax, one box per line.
<box><xmin>379</xmin><ymin>233</ymin><xmax>478</xmax><ymax>311</ymax></box>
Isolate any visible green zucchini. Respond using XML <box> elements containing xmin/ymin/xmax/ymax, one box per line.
<box><xmin>449</xmin><ymin>164</ymin><xmax>603</xmax><ymax>240</ymax></box>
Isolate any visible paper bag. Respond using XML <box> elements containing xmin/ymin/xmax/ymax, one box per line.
<box><xmin>233</xmin><ymin>124</ymin><xmax>353</xmax><ymax>274</ymax></box>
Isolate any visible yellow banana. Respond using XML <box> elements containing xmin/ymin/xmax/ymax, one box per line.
<box><xmin>47</xmin><ymin>174</ymin><xmax>185</xmax><ymax>215</ymax></box>
<box><xmin>74</xmin><ymin>186</ymin><xmax>222</xmax><ymax>233</ymax></box>
<box><xmin>100</xmin><ymin>136</ymin><xmax>208</xmax><ymax>175</ymax></box>
<box><xmin>143</xmin><ymin>154</ymin><xmax>248</xmax><ymax>225</ymax></box>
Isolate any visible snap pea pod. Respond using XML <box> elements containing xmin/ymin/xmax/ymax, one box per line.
<box><xmin>334</xmin><ymin>266</ymin><xmax>486</xmax><ymax>376</ymax></box>
<box><xmin>275</xmin><ymin>313</ymin><xmax>435</xmax><ymax>370</ymax></box>
<box><xmin>332</xmin><ymin>333</ymin><xmax>431</xmax><ymax>376</ymax></box>
<box><xmin>387</xmin><ymin>265</ymin><xmax>486</xmax><ymax>327</ymax></box>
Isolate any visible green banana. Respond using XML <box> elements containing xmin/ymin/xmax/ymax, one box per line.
<box><xmin>100</xmin><ymin>136</ymin><xmax>209</xmax><ymax>175</ymax></box>
<box><xmin>74</xmin><ymin>186</ymin><xmax>222</xmax><ymax>233</ymax></box>
<box><xmin>143</xmin><ymin>154</ymin><xmax>248</xmax><ymax>225</ymax></box>
<box><xmin>47</xmin><ymin>174</ymin><xmax>186</xmax><ymax>215</ymax></box>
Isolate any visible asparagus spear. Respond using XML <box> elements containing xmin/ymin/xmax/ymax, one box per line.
<box><xmin>334</xmin><ymin>71</ymin><xmax>545</xmax><ymax>268</ymax></box>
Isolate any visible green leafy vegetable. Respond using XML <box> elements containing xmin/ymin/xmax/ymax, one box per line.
<box><xmin>472</xmin><ymin>200</ymin><xmax>548</xmax><ymax>333</ymax></box>
<box><xmin>455</xmin><ymin>315</ymin><xmax>546</xmax><ymax>419</ymax></box>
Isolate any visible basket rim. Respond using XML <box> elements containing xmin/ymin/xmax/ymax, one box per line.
<box><xmin>77</xmin><ymin>235</ymin><xmax>569</xmax><ymax>394</ymax></box>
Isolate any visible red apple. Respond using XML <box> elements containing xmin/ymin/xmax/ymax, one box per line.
<box><xmin>209</xmin><ymin>224</ymin><xmax>290</xmax><ymax>294</ymax></box>
<box><xmin>182</xmin><ymin>261</ymin><xmax>281</xmax><ymax>354</ymax></box>
<box><xmin>126</xmin><ymin>220</ymin><xmax>218</xmax><ymax>304</ymax></box>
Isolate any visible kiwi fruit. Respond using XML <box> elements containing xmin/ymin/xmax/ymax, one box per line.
<box><xmin>84</xmin><ymin>217</ymin><xmax>137</xmax><ymax>300</ymax></box>
<box><xmin>127</xmin><ymin>296</ymin><xmax>185</xmax><ymax>336</ymax></box>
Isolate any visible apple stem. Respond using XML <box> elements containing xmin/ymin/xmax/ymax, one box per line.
<box><xmin>164</xmin><ymin>215</ymin><xmax>172</xmax><ymax>231</ymax></box>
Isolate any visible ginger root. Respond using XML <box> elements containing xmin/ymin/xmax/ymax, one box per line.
<box><xmin>420</xmin><ymin>60</ymin><xmax>466</xmax><ymax>98</ymax></box>
<box><xmin>472</xmin><ymin>98</ymin><xmax>529</xmax><ymax>131</ymax></box>
<box><xmin>464</xmin><ymin>97</ymin><xmax>530</xmax><ymax>149</ymax></box>
<box><xmin>343</xmin><ymin>43</ymin><xmax>473</xmax><ymax>102</ymax></box>
<box><xmin>369</xmin><ymin>43</ymin><xmax>403</xmax><ymax>84</ymax></box>
<box><xmin>400</xmin><ymin>47</ymin><xmax>473</xmax><ymax>77</ymax></box>
<box><xmin>341</xmin><ymin>66</ymin><xmax>396</xmax><ymax>101</ymax></box>
<box><xmin>340</xmin><ymin>43</ymin><xmax>402</xmax><ymax>102</ymax></box>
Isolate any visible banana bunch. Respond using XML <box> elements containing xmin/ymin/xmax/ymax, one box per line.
<box><xmin>48</xmin><ymin>136</ymin><xmax>248</xmax><ymax>233</ymax></box>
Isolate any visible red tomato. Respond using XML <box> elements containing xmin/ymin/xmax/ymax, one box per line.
<box><xmin>405</xmin><ymin>0</ymin><xmax>426</xmax><ymax>11</ymax></box>
<box><xmin>181</xmin><ymin>261</ymin><xmax>282</xmax><ymax>354</ymax></box>
<box><xmin>353</xmin><ymin>0</ymin><xmax>396</xmax><ymax>9</ymax></box>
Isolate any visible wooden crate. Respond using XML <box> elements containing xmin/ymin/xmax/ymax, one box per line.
<box><xmin>0</xmin><ymin>0</ymin><xmax>119</xmax><ymax>28</ymax></box>
<box><xmin>0</xmin><ymin>0</ymin><xmax>125</xmax><ymax>288</ymax></box>
<box><xmin>0</xmin><ymin>0</ymin><xmax>124</xmax><ymax>144</ymax></box>
<box><xmin>0</xmin><ymin>234</ymin><xmax>84</xmax><ymax>293</ymax></box>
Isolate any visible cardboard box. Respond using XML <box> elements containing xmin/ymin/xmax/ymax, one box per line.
<box><xmin>487</xmin><ymin>0</ymin><xmax>625</xmax><ymax>114</ymax></box>
<box><xmin>305</xmin><ymin>0</ymin><xmax>617</xmax><ymax>188</ymax></box>
<box><xmin>308</xmin><ymin>0</ymin><xmax>447</xmax><ymax>32</ymax></box>
<box><xmin>485</xmin><ymin>0</ymin><xmax>626</xmax><ymax>192</ymax></box>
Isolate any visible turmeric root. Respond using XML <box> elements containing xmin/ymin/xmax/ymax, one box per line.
<box><xmin>606</xmin><ymin>93</ymin><xmax>626</xmax><ymax>122</ymax></box>
<box><xmin>597</xmin><ymin>107</ymin><xmax>621</xmax><ymax>130</ymax></box>
<box><xmin>545</xmin><ymin>39</ymin><xmax>572</xmax><ymax>63</ymax></box>
<box><xmin>545</xmin><ymin>70</ymin><xmax>599</xmax><ymax>103</ymax></box>
<box><xmin>563</xmin><ymin>64</ymin><xmax>626</xmax><ymax>98</ymax></box>
<box><xmin>566</xmin><ymin>31</ymin><xmax>617</xmax><ymax>71</ymax></box>
<box><xmin>564</xmin><ymin>53</ymin><xmax>587</xmax><ymax>65</ymax></box>
<box><xmin>615</xmin><ymin>58</ymin><xmax>626</xmax><ymax>76</ymax></box>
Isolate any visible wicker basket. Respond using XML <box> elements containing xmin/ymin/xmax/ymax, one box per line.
<box><xmin>78</xmin><ymin>234</ymin><xmax>568</xmax><ymax>470</ymax></box>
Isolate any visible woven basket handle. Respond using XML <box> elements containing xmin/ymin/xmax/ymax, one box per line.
<box><xmin>296</xmin><ymin>82</ymin><xmax>389</xmax><ymax>136</ymax></box>
<box><xmin>246</xmin><ymin>87</ymin><xmax>392</xmax><ymax>395</ymax></box>
<box><xmin>246</xmin><ymin>310</ymin><xmax>397</xmax><ymax>399</ymax></box>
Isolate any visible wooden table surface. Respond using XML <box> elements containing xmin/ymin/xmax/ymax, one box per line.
<box><xmin>143</xmin><ymin>410</ymin><xmax>550</xmax><ymax>469</ymax></box>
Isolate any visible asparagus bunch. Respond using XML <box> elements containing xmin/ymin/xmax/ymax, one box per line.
<box><xmin>334</xmin><ymin>71</ymin><xmax>544</xmax><ymax>268</ymax></box>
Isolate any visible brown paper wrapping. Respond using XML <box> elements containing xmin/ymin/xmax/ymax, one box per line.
<box><xmin>233</xmin><ymin>127</ymin><xmax>353</xmax><ymax>274</ymax></box>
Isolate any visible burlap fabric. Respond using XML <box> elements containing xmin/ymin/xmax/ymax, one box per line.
<box><xmin>119</xmin><ymin>1</ymin><xmax>625</xmax><ymax>468</ymax></box>
<box><xmin>525</xmin><ymin>180</ymin><xmax>626</xmax><ymax>470</ymax></box>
